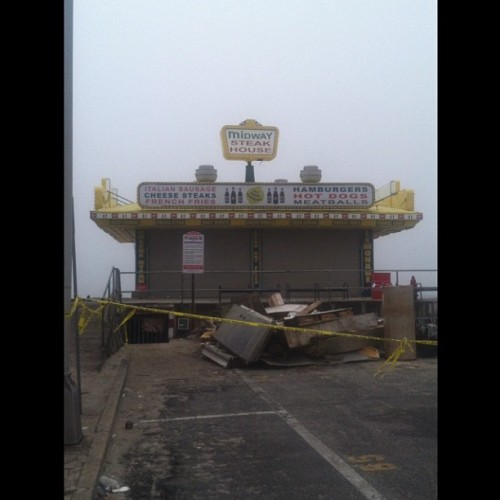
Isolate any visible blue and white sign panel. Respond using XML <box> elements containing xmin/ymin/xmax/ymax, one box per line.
<box><xmin>138</xmin><ymin>183</ymin><xmax>375</xmax><ymax>209</ymax></box>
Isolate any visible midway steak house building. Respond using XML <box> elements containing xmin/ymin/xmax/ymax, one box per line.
<box><xmin>90</xmin><ymin>174</ymin><xmax>422</xmax><ymax>304</ymax></box>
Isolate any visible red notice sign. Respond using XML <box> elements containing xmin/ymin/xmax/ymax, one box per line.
<box><xmin>182</xmin><ymin>231</ymin><xmax>204</xmax><ymax>273</ymax></box>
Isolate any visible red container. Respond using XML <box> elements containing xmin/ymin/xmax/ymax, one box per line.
<box><xmin>371</xmin><ymin>272</ymin><xmax>391</xmax><ymax>299</ymax></box>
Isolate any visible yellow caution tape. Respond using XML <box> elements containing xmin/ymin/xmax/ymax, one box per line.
<box><xmin>67</xmin><ymin>296</ymin><xmax>437</xmax><ymax>375</ymax></box>
<box><xmin>375</xmin><ymin>338</ymin><xmax>415</xmax><ymax>377</ymax></box>
<box><xmin>68</xmin><ymin>296</ymin><xmax>437</xmax><ymax>348</ymax></box>
<box><xmin>65</xmin><ymin>297</ymin><xmax>107</xmax><ymax>335</ymax></box>
<box><xmin>113</xmin><ymin>308</ymin><xmax>136</xmax><ymax>334</ymax></box>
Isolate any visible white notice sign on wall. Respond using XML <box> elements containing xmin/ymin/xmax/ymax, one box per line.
<box><xmin>182</xmin><ymin>231</ymin><xmax>204</xmax><ymax>273</ymax></box>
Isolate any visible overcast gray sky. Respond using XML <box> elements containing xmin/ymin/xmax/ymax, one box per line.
<box><xmin>72</xmin><ymin>0</ymin><xmax>437</xmax><ymax>297</ymax></box>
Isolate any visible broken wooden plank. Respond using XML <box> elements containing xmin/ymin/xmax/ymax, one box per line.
<box><xmin>264</xmin><ymin>304</ymin><xmax>309</xmax><ymax>315</ymax></box>
<box><xmin>294</xmin><ymin>300</ymin><xmax>324</xmax><ymax>316</ymax></box>
<box><xmin>267</xmin><ymin>292</ymin><xmax>285</xmax><ymax>307</ymax></box>
<box><xmin>305</xmin><ymin>313</ymin><xmax>384</xmax><ymax>356</ymax></box>
<box><xmin>283</xmin><ymin>313</ymin><xmax>383</xmax><ymax>353</ymax></box>
<box><xmin>284</xmin><ymin>308</ymin><xmax>353</xmax><ymax>327</ymax></box>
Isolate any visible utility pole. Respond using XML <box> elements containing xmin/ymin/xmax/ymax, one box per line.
<box><xmin>64</xmin><ymin>0</ymin><xmax>82</xmax><ymax>445</ymax></box>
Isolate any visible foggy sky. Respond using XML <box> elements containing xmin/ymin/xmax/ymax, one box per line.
<box><xmin>72</xmin><ymin>0</ymin><xmax>437</xmax><ymax>297</ymax></box>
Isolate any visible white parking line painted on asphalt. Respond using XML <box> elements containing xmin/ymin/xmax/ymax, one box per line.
<box><xmin>139</xmin><ymin>410</ymin><xmax>278</xmax><ymax>424</ymax></box>
<box><xmin>236</xmin><ymin>369</ymin><xmax>387</xmax><ymax>500</ymax></box>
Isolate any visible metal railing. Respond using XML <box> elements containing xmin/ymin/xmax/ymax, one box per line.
<box><xmin>102</xmin><ymin>266</ymin><xmax>122</xmax><ymax>302</ymax></box>
<box><xmin>99</xmin><ymin>267</ymin><xmax>126</xmax><ymax>358</ymax></box>
<box><xmin>101</xmin><ymin>268</ymin><xmax>437</xmax><ymax>303</ymax></box>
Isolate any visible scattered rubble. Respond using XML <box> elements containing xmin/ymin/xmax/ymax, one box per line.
<box><xmin>198</xmin><ymin>293</ymin><xmax>385</xmax><ymax>368</ymax></box>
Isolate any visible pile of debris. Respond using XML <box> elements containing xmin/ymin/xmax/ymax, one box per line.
<box><xmin>199</xmin><ymin>293</ymin><xmax>384</xmax><ymax>368</ymax></box>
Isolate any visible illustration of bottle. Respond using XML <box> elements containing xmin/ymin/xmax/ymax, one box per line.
<box><xmin>231</xmin><ymin>187</ymin><xmax>236</xmax><ymax>204</ymax></box>
<box><xmin>273</xmin><ymin>187</ymin><xmax>279</xmax><ymax>204</ymax></box>
<box><xmin>267</xmin><ymin>188</ymin><xmax>272</xmax><ymax>203</ymax></box>
<box><xmin>280</xmin><ymin>187</ymin><xmax>285</xmax><ymax>204</ymax></box>
<box><xmin>224</xmin><ymin>188</ymin><xmax>229</xmax><ymax>204</ymax></box>
<box><xmin>237</xmin><ymin>187</ymin><xmax>243</xmax><ymax>204</ymax></box>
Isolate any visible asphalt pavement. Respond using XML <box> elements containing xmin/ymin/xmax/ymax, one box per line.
<box><xmin>94</xmin><ymin>338</ymin><xmax>437</xmax><ymax>500</ymax></box>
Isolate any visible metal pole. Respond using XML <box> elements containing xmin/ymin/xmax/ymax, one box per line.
<box><xmin>191</xmin><ymin>274</ymin><xmax>195</xmax><ymax>315</ymax></box>
<box><xmin>245</xmin><ymin>161</ymin><xmax>255</xmax><ymax>182</ymax></box>
<box><xmin>72</xmin><ymin>201</ymin><xmax>82</xmax><ymax>411</ymax></box>
<box><xmin>64</xmin><ymin>0</ymin><xmax>82</xmax><ymax>444</ymax></box>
